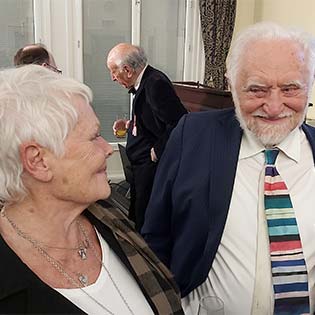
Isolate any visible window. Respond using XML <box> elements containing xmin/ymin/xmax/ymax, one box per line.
<box><xmin>0</xmin><ymin>0</ymin><xmax>34</xmax><ymax>69</ymax></box>
<box><xmin>18</xmin><ymin>0</ymin><xmax>200</xmax><ymax>143</ymax></box>
<box><xmin>83</xmin><ymin>0</ymin><xmax>132</xmax><ymax>143</ymax></box>
<box><xmin>82</xmin><ymin>0</ymin><xmax>186</xmax><ymax>142</ymax></box>
<box><xmin>140</xmin><ymin>0</ymin><xmax>186</xmax><ymax>80</ymax></box>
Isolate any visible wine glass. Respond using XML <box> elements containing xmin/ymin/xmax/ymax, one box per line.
<box><xmin>197</xmin><ymin>296</ymin><xmax>224</xmax><ymax>315</ymax></box>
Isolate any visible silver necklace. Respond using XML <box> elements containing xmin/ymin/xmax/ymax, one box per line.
<box><xmin>35</xmin><ymin>240</ymin><xmax>89</xmax><ymax>262</ymax></box>
<box><xmin>0</xmin><ymin>209</ymin><xmax>119</xmax><ymax>315</ymax></box>
<box><xmin>1</xmin><ymin>209</ymin><xmax>89</xmax><ymax>261</ymax></box>
<box><xmin>41</xmin><ymin>240</ymin><xmax>89</xmax><ymax>261</ymax></box>
<box><xmin>77</xmin><ymin>220</ymin><xmax>135</xmax><ymax>315</ymax></box>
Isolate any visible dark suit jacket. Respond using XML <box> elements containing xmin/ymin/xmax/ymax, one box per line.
<box><xmin>126</xmin><ymin>65</ymin><xmax>187</xmax><ymax>164</ymax></box>
<box><xmin>142</xmin><ymin>108</ymin><xmax>315</xmax><ymax>297</ymax></box>
<box><xmin>0</xmin><ymin>203</ymin><xmax>183</xmax><ymax>314</ymax></box>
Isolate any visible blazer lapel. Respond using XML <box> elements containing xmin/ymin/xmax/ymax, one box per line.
<box><xmin>208</xmin><ymin>113</ymin><xmax>243</xmax><ymax>222</ymax></box>
<box><xmin>302</xmin><ymin>123</ymin><xmax>315</xmax><ymax>165</ymax></box>
<box><xmin>205</xmin><ymin>113</ymin><xmax>242</xmax><ymax>262</ymax></box>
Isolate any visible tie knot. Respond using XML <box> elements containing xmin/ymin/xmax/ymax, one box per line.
<box><xmin>264</xmin><ymin>148</ymin><xmax>279</xmax><ymax>165</ymax></box>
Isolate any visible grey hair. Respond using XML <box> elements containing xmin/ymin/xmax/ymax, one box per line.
<box><xmin>0</xmin><ymin>65</ymin><xmax>93</xmax><ymax>205</ymax></box>
<box><xmin>119</xmin><ymin>45</ymin><xmax>147</xmax><ymax>70</ymax></box>
<box><xmin>226</xmin><ymin>21</ymin><xmax>315</xmax><ymax>95</ymax></box>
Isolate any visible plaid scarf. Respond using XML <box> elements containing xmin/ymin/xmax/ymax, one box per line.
<box><xmin>88</xmin><ymin>203</ymin><xmax>184</xmax><ymax>315</ymax></box>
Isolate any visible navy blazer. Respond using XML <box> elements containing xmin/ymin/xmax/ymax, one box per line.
<box><xmin>142</xmin><ymin>108</ymin><xmax>315</xmax><ymax>297</ymax></box>
<box><xmin>126</xmin><ymin>65</ymin><xmax>187</xmax><ymax>164</ymax></box>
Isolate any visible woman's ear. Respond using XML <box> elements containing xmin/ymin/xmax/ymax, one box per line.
<box><xmin>19</xmin><ymin>142</ymin><xmax>53</xmax><ymax>182</ymax></box>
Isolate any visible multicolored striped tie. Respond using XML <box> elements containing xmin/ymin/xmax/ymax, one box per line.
<box><xmin>264</xmin><ymin>149</ymin><xmax>310</xmax><ymax>315</ymax></box>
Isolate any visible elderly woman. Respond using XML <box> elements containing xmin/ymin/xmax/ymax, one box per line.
<box><xmin>0</xmin><ymin>65</ymin><xmax>183</xmax><ymax>314</ymax></box>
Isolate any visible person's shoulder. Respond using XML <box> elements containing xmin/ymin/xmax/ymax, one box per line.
<box><xmin>302</xmin><ymin>122</ymin><xmax>315</xmax><ymax>150</ymax></box>
<box><xmin>303</xmin><ymin>122</ymin><xmax>315</xmax><ymax>133</ymax></box>
<box><xmin>144</xmin><ymin>65</ymin><xmax>171</xmax><ymax>82</ymax></box>
<box><xmin>185</xmin><ymin>107</ymin><xmax>236</xmax><ymax>125</ymax></box>
<box><xmin>171</xmin><ymin>108</ymin><xmax>237</xmax><ymax>142</ymax></box>
<box><xmin>146</xmin><ymin>65</ymin><xmax>165</xmax><ymax>76</ymax></box>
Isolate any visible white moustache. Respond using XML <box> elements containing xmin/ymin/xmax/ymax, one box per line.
<box><xmin>252</xmin><ymin>110</ymin><xmax>293</xmax><ymax>119</ymax></box>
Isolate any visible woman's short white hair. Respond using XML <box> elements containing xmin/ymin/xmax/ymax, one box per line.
<box><xmin>226</xmin><ymin>21</ymin><xmax>315</xmax><ymax>93</ymax></box>
<box><xmin>0</xmin><ymin>65</ymin><xmax>93</xmax><ymax>205</ymax></box>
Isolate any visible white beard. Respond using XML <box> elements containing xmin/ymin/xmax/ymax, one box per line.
<box><xmin>234</xmin><ymin>101</ymin><xmax>306</xmax><ymax>147</ymax></box>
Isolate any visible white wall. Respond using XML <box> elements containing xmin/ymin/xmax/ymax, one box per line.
<box><xmin>234</xmin><ymin>0</ymin><xmax>315</xmax><ymax>39</ymax></box>
<box><xmin>233</xmin><ymin>0</ymin><xmax>255</xmax><ymax>39</ymax></box>
<box><xmin>259</xmin><ymin>0</ymin><xmax>315</xmax><ymax>32</ymax></box>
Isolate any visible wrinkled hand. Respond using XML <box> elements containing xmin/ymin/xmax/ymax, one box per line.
<box><xmin>112</xmin><ymin>119</ymin><xmax>130</xmax><ymax>137</ymax></box>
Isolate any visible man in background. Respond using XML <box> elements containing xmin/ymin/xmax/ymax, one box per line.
<box><xmin>142</xmin><ymin>22</ymin><xmax>315</xmax><ymax>314</ymax></box>
<box><xmin>14</xmin><ymin>43</ymin><xmax>61</xmax><ymax>73</ymax></box>
<box><xmin>106</xmin><ymin>43</ymin><xmax>187</xmax><ymax>231</ymax></box>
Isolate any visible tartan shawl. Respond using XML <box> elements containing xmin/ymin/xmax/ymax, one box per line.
<box><xmin>88</xmin><ymin>202</ymin><xmax>184</xmax><ymax>315</ymax></box>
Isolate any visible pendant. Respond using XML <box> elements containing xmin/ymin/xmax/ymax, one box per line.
<box><xmin>78</xmin><ymin>247</ymin><xmax>87</xmax><ymax>260</ymax></box>
<box><xmin>78</xmin><ymin>273</ymin><xmax>88</xmax><ymax>286</ymax></box>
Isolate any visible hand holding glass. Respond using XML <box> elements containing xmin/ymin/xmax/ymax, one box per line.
<box><xmin>113</xmin><ymin>114</ymin><xmax>128</xmax><ymax>138</ymax></box>
<box><xmin>198</xmin><ymin>296</ymin><xmax>224</xmax><ymax>315</ymax></box>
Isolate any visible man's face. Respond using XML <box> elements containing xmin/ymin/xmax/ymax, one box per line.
<box><xmin>233</xmin><ymin>39</ymin><xmax>311</xmax><ymax>146</ymax></box>
<box><xmin>107</xmin><ymin>61</ymin><xmax>134</xmax><ymax>89</ymax></box>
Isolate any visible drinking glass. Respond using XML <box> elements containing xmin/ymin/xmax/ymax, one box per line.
<box><xmin>197</xmin><ymin>296</ymin><xmax>224</xmax><ymax>315</ymax></box>
<box><xmin>114</xmin><ymin>114</ymin><xmax>128</xmax><ymax>138</ymax></box>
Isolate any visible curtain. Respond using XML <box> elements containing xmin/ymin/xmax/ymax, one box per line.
<box><xmin>199</xmin><ymin>0</ymin><xmax>236</xmax><ymax>90</ymax></box>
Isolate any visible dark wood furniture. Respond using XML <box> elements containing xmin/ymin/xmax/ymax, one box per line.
<box><xmin>173</xmin><ymin>81</ymin><xmax>234</xmax><ymax>112</ymax></box>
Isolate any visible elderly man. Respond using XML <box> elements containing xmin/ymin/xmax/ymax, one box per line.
<box><xmin>106</xmin><ymin>43</ymin><xmax>187</xmax><ymax>231</ymax></box>
<box><xmin>142</xmin><ymin>22</ymin><xmax>315</xmax><ymax>314</ymax></box>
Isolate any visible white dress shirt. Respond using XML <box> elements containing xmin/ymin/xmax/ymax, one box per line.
<box><xmin>134</xmin><ymin>64</ymin><xmax>148</xmax><ymax>91</ymax></box>
<box><xmin>182</xmin><ymin>127</ymin><xmax>315</xmax><ymax>315</ymax></box>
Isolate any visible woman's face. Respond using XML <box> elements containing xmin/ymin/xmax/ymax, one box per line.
<box><xmin>49</xmin><ymin>96</ymin><xmax>113</xmax><ymax>206</ymax></box>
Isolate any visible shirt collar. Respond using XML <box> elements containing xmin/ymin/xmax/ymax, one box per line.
<box><xmin>239</xmin><ymin>127</ymin><xmax>301</xmax><ymax>163</ymax></box>
<box><xmin>134</xmin><ymin>64</ymin><xmax>148</xmax><ymax>91</ymax></box>
<box><xmin>277</xmin><ymin>127</ymin><xmax>301</xmax><ymax>163</ymax></box>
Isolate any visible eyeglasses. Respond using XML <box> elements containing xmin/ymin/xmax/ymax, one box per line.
<box><xmin>46</xmin><ymin>63</ymin><xmax>62</xmax><ymax>74</ymax></box>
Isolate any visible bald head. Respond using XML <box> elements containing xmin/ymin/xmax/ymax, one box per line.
<box><xmin>107</xmin><ymin>43</ymin><xmax>147</xmax><ymax>70</ymax></box>
<box><xmin>14</xmin><ymin>44</ymin><xmax>60</xmax><ymax>73</ymax></box>
<box><xmin>106</xmin><ymin>43</ymin><xmax>147</xmax><ymax>89</ymax></box>
<box><xmin>14</xmin><ymin>44</ymin><xmax>50</xmax><ymax>66</ymax></box>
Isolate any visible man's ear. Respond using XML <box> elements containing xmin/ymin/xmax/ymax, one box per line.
<box><xmin>19</xmin><ymin>142</ymin><xmax>53</xmax><ymax>182</ymax></box>
<box><xmin>123</xmin><ymin>65</ymin><xmax>133</xmax><ymax>78</ymax></box>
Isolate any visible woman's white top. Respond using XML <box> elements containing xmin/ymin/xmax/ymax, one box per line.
<box><xmin>55</xmin><ymin>229</ymin><xmax>154</xmax><ymax>315</ymax></box>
